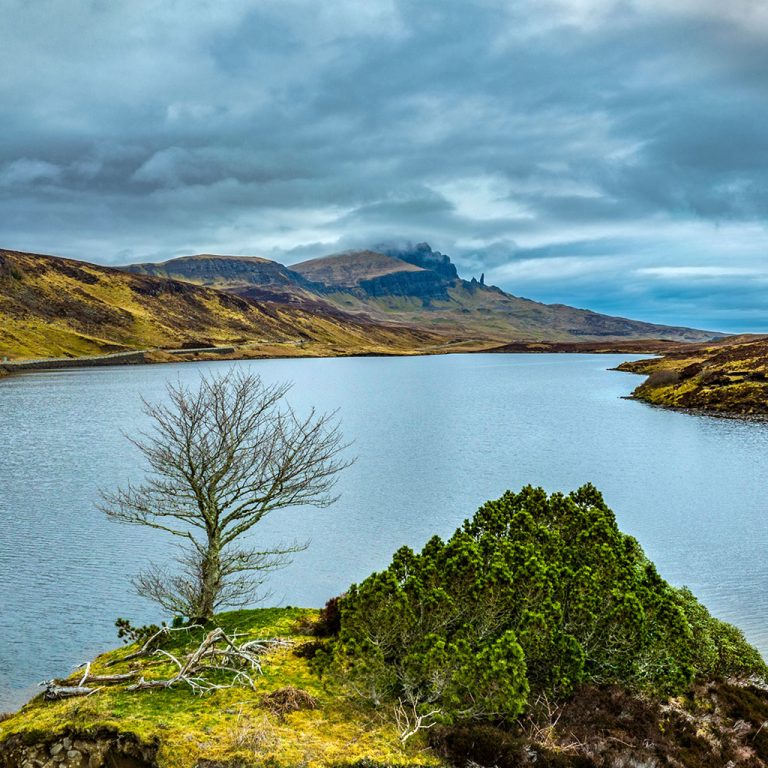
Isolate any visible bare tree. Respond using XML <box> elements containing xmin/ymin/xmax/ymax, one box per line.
<box><xmin>99</xmin><ymin>368</ymin><xmax>351</xmax><ymax>621</ymax></box>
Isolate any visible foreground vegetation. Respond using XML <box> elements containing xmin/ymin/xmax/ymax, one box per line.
<box><xmin>618</xmin><ymin>334</ymin><xmax>768</xmax><ymax>417</ymax></box>
<box><xmin>0</xmin><ymin>609</ymin><xmax>433</xmax><ymax>768</ymax></box>
<box><xmin>2</xmin><ymin>486</ymin><xmax>767</xmax><ymax>767</ymax></box>
<box><xmin>330</xmin><ymin>485</ymin><xmax>765</xmax><ymax>722</ymax></box>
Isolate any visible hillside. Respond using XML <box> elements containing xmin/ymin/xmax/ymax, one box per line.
<box><xmin>291</xmin><ymin>250</ymin><xmax>424</xmax><ymax>287</ymax></box>
<box><xmin>0</xmin><ymin>244</ymin><xmax>722</xmax><ymax>365</ymax></box>
<box><xmin>617</xmin><ymin>334</ymin><xmax>768</xmax><ymax>417</ymax></box>
<box><xmin>290</xmin><ymin>245</ymin><xmax>718</xmax><ymax>343</ymax></box>
<box><xmin>0</xmin><ymin>609</ymin><xmax>435</xmax><ymax>768</ymax></box>
<box><xmin>0</xmin><ymin>249</ymin><xmax>446</xmax><ymax>361</ymax></box>
<box><xmin>125</xmin><ymin>244</ymin><xmax>719</xmax><ymax>344</ymax></box>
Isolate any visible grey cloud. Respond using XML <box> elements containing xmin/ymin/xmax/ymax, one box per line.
<box><xmin>1</xmin><ymin>0</ymin><xmax>767</xmax><ymax>330</ymax></box>
<box><xmin>0</xmin><ymin>158</ymin><xmax>62</xmax><ymax>187</ymax></box>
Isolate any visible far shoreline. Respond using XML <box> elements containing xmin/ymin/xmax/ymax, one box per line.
<box><xmin>8</xmin><ymin>336</ymin><xmax>768</xmax><ymax>424</ymax></box>
<box><xmin>0</xmin><ymin>337</ymin><xmax>684</xmax><ymax>380</ymax></box>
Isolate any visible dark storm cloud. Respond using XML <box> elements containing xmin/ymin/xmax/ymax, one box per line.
<box><xmin>1</xmin><ymin>0</ymin><xmax>767</xmax><ymax>329</ymax></box>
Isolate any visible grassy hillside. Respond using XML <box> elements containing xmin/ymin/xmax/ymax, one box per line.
<box><xmin>0</xmin><ymin>249</ymin><xmax>449</xmax><ymax>361</ymax></box>
<box><xmin>317</xmin><ymin>277</ymin><xmax>716</xmax><ymax>343</ymax></box>
<box><xmin>617</xmin><ymin>334</ymin><xmax>768</xmax><ymax>416</ymax></box>
<box><xmin>4</xmin><ymin>587</ymin><xmax>768</xmax><ymax>766</ymax></box>
<box><xmin>2</xmin><ymin>245</ymin><xmax>720</xmax><ymax>363</ymax></box>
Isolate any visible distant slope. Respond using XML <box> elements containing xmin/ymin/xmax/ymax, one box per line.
<box><xmin>0</xmin><ymin>249</ymin><xmax>444</xmax><ymax>360</ymax></box>
<box><xmin>289</xmin><ymin>244</ymin><xmax>719</xmax><ymax>343</ymax></box>
<box><xmin>125</xmin><ymin>253</ymin><xmax>315</xmax><ymax>295</ymax></box>
<box><xmin>617</xmin><ymin>335</ymin><xmax>768</xmax><ymax>417</ymax></box>
<box><xmin>291</xmin><ymin>249</ymin><xmax>451</xmax><ymax>302</ymax></box>
<box><xmin>292</xmin><ymin>250</ymin><xmax>423</xmax><ymax>287</ymax></box>
<box><xmin>128</xmin><ymin>246</ymin><xmax>715</xmax><ymax>343</ymax></box>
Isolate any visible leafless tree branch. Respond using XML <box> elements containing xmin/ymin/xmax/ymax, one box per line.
<box><xmin>99</xmin><ymin>368</ymin><xmax>352</xmax><ymax>619</ymax></box>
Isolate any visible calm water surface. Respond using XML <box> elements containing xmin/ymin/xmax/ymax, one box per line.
<box><xmin>1</xmin><ymin>354</ymin><xmax>767</xmax><ymax>709</ymax></box>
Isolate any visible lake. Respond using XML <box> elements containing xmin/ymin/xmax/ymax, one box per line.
<box><xmin>1</xmin><ymin>353</ymin><xmax>767</xmax><ymax>710</ymax></box>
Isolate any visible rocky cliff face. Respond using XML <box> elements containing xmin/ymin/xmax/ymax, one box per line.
<box><xmin>377</xmin><ymin>242</ymin><xmax>459</xmax><ymax>281</ymax></box>
<box><xmin>358</xmin><ymin>269</ymin><xmax>449</xmax><ymax>302</ymax></box>
<box><xmin>290</xmin><ymin>250</ymin><xmax>452</xmax><ymax>304</ymax></box>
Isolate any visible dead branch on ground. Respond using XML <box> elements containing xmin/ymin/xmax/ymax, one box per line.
<box><xmin>42</xmin><ymin>628</ymin><xmax>289</xmax><ymax>700</ymax></box>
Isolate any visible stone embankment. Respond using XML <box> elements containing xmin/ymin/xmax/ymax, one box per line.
<box><xmin>0</xmin><ymin>729</ymin><xmax>157</xmax><ymax>768</ymax></box>
<box><xmin>0</xmin><ymin>351</ymin><xmax>146</xmax><ymax>373</ymax></box>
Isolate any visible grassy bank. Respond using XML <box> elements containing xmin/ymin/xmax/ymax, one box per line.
<box><xmin>617</xmin><ymin>334</ymin><xmax>768</xmax><ymax>417</ymax></box>
<box><xmin>0</xmin><ymin>608</ymin><xmax>437</xmax><ymax>768</ymax></box>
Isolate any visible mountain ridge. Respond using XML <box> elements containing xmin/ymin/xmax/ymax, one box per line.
<box><xmin>124</xmin><ymin>243</ymin><xmax>718</xmax><ymax>344</ymax></box>
<box><xmin>0</xmin><ymin>243</ymin><xmax>723</xmax><ymax>363</ymax></box>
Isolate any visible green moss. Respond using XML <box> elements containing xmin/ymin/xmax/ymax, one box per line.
<box><xmin>0</xmin><ymin>608</ymin><xmax>442</xmax><ymax>768</ymax></box>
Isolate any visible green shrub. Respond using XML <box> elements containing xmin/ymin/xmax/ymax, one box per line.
<box><xmin>675</xmin><ymin>587</ymin><xmax>767</xmax><ymax>679</ymax></box>
<box><xmin>330</xmin><ymin>485</ymin><xmax>766</xmax><ymax>725</ymax></box>
<box><xmin>114</xmin><ymin>617</ymin><xmax>165</xmax><ymax>644</ymax></box>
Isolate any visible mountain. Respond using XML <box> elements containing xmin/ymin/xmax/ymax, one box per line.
<box><xmin>286</xmin><ymin>244</ymin><xmax>718</xmax><ymax>343</ymax></box>
<box><xmin>0</xmin><ymin>249</ymin><xmax>444</xmax><ymax>361</ymax></box>
<box><xmin>1</xmin><ymin>243</ymin><xmax>720</xmax><ymax>363</ymax></box>
<box><xmin>377</xmin><ymin>240</ymin><xmax>459</xmax><ymax>280</ymax></box>
<box><xmin>125</xmin><ymin>253</ymin><xmax>314</xmax><ymax>294</ymax></box>
<box><xmin>291</xmin><ymin>249</ymin><xmax>450</xmax><ymax>301</ymax></box>
<box><xmin>121</xmin><ymin>244</ymin><xmax>718</xmax><ymax>344</ymax></box>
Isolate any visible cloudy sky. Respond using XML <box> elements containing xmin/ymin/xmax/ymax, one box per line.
<box><xmin>1</xmin><ymin>0</ymin><xmax>767</xmax><ymax>331</ymax></box>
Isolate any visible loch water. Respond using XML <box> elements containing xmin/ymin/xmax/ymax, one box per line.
<box><xmin>1</xmin><ymin>353</ymin><xmax>767</xmax><ymax>709</ymax></box>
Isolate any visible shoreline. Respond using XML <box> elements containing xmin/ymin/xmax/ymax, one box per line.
<box><xmin>620</xmin><ymin>392</ymin><xmax>768</xmax><ymax>423</ymax></box>
<box><xmin>613</xmin><ymin>336</ymin><xmax>768</xmax><ymax>421</ymax></box>
<box><xmin>0</xmin><ymin>337</ymin><xmax>686</xmax><ymax>380</ymax></box>
<box><xmin>7</xmin><ymin>339</ymin><xmax>764</xmax><ymax>424</ymax></box>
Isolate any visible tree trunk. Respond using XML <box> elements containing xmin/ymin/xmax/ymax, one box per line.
<box><xmin>196</xmin><ymin>539</ymin><xmax>222</xmax><ymax>622</ymax></box>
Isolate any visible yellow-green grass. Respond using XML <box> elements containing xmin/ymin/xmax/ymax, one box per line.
<box><xmin>617</xmin><ymin>334</ymin><xmax>768</xmax><ymax>416</ymax></box>
<box><xmin>0</xmin><ymin>249</ymin><xmax>451</xmax><ymax>362</ymax></box>
<box><xmin>0</xmin><ymin>608</ymin><xmax>442</xmax><ymax>768</ymax></box>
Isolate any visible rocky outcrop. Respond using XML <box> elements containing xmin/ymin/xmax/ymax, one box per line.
<box><xmin>377</xmin><ymin>242</ymin><xmax>459</xmax><ymax>281</ymax></box>
<box><xmin>0</xmin><ymin>729</ymin><xmax>158</xmax><ymax>768</ymax></box>
<box><xmin>358</xmin><ymin>269</ymin><xmax>449</xmax><ymax>302</ymax></box>
<box><xmin>431</xmin><ymin>682</ymin><xmax>768</xmax><ymax>768</ymax></box>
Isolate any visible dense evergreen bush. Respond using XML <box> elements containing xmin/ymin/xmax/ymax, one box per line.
<box><xmin>331</xmin><ymin>485</ymin><xmax>766</xmax><ymax>725</ymax></box>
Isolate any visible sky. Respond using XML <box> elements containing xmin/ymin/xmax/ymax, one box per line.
<box><xmin>1</xmin><ymin>0</ymin><xmax>767</xmax><ymax>332</ymax></box>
